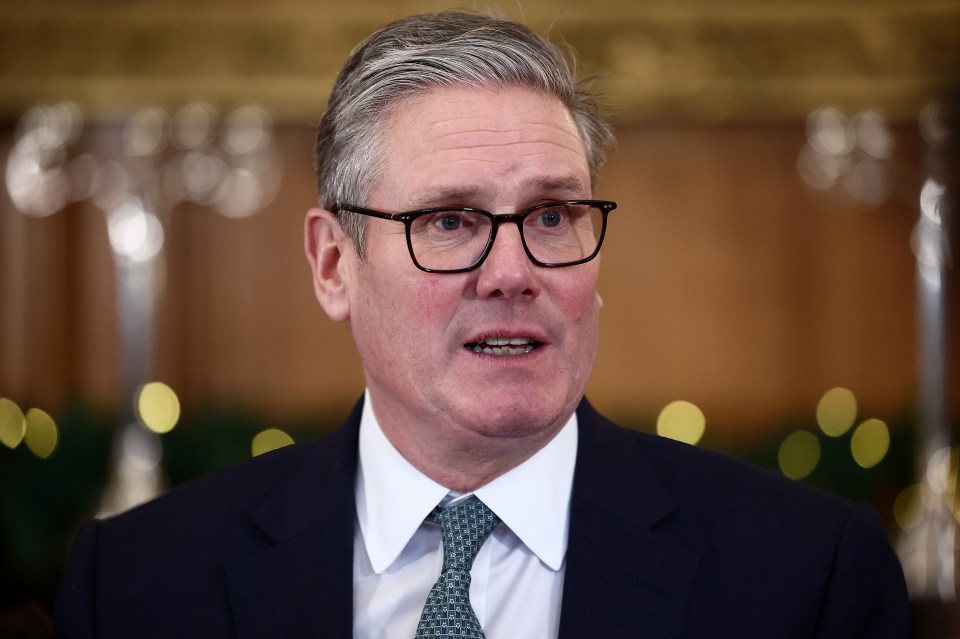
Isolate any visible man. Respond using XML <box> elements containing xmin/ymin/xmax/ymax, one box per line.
<box><xmin>56</xmin><ymin>11</ymin><xmax>909</xmax><ymax>638</ymax></box>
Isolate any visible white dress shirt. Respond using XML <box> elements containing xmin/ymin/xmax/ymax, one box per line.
<box><xmin>353</xmin><ymin>390</ymin><xmax>578</xmax><ymax>639</ymax></box>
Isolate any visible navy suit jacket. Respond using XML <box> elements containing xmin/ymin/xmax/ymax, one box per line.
<box><xmin>55</xmin><ymin>398</ymin><xmax>909</xmax><ymax>637</ymax></box>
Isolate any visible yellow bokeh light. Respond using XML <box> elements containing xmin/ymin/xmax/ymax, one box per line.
<box><xmin>251</xmin><ymin>428</ymin><xmax>294</xmax><ymax>457</ymax></box>
<box><xmin>135</xmin><ymin>382</ymin><xmax>181</xmax><ymax>434</ymax></box>
<box><xmin>850</xmin><ymin>418</ymin><xmax>890</xmax><ymax>468</ymax></box>
<box><xmin>778</xmin><ymin>431</ymin><xmax>821</xmax><ymax>480</ymax></box>
<box><xmin>656</xmin><ymin>400</ymin><xmax>706</xmax><ymax>446</ymax></box>
<box><xmin>24</xmin><ymin>408</ymin><xmax>58</xmax><ymax>459</ymax></box>
<box><xmin>0</xmin><ymin>397</ymin><xmax>26</xmax><ymax>449</ymax></box>
<box><xmin>926</xmin><ymin>446</ymin><xmax>954</xmax><ymax>494</ymax></box>
<box><xmin>894</xmin><ymin>484</ymin><xmax>925</xmax><ymax>530</ymax></box>
<box><xmin>816</xmin><ymin>387</ymin><xmax>857</xmax><ymax>437</ymax></box>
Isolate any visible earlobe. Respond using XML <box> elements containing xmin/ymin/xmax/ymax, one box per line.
<box><xmin>304</xmin><ymin>208</ymin><xmax>354</xmax><ymax>322</ymax></box>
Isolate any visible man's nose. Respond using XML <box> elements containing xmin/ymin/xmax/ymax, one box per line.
<box><xmin>474</xmin><ymin>222</ymin><xmax>541</xmax><ymax>299</ymax></box>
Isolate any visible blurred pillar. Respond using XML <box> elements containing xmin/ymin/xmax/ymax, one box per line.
<box><xmin>4</xmin><ymin>102</ymin><xmax>280</xmax><ymax>517</ymax></box>
<box><xmin>899</xmin><ymin>91</ymin><xmax>958</xmax><ymax>619</ymax></box>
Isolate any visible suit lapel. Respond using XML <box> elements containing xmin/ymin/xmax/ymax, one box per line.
<box><xmin>219</xmin><ymin>397</ymin><xmax>700</xmax><ymax>638</ymax></box>
<box><xmin>225</xmin><ymin>401</ymin><xmax>362</xmax><ymax>639</ymax></box>
<box><xmin>559</xmin><ymin>401</ymin><xmax>700</xmax><ymax>639</ymax></box>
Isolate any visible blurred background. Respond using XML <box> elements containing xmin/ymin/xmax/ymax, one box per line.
<box><xmin>1</xmin><ymin>0</ymin><xmax>958</xmax><ymax>635</ymax></box>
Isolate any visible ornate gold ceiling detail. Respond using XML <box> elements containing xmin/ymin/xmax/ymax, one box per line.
<box><xmin>0</xmin><ymin>1</ymin><xmax>957</xmax><ymax>122</ymax></box>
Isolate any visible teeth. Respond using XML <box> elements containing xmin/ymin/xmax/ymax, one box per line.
<box><xmin>470</xmin><ymin>337</ymin><xmax>537</xmax><ymax>356</ymax></box>
<box><xmin>484</xmin><ymin>337</ymin><xmax>530</xmax><ymax>347</ymax></box>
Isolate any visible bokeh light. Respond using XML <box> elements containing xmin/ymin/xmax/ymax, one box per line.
<box><xmin>915</xmin><ymin>447</ymin><xmax>960</xmax><ymax>539</ymax></box>
<box><xmin>252</xmin><ymin>428</ymin><xmax>294</xmax><ymax>457</ymax></box>
<box><xmin>6</xmin><ymin>145</ymin><xmax>71</xmax><ymax>217</ymax></box>
<box><xmin>894</xmin><ymin>484</ymin><xmax>926</xmax><ymax>530</ymax></box>
<box><xmin>135</xmin><ymin>382</ymin><xmax>181</xmax><ymax>434</ymax></box>
<box><xmin>919</xmin><ymin>178</ymin><xmax>945</xmax><ymax>226</ymax></box>
<box><xmin>123</xmin><ymin>107</ymin><xmax>169</xmax><ymax>158</ymax></box>
<box><xmin>816</xmin><ymin>387</ymin><xmax>857</xmax><ymax>437</ymax></box>
<box><xmin>778</xmin><ymin>431</ymin><xmax>820</xmax><ymax>480</ymax></box>
<box><xmin>15</xmin><ymin>102</ymin><xmax>82</xmax><ymax>152</ymax></box>
<box><xmin>222</xmin><ymin>105</ymin><xmax>272</xmax><ymax>155</ymax></box>
<box><xmin>122</xmin><ymin>423</ymin><xmax>163</xmax><ymax>472</ymax></box>
<box><xmin>807</xmin><ymin>107</ymin><xmax>854</xmax><ymax>156</ymax></box>
<box><xmin>926</xmin><ymin>446</ymin><xmax>955</xmax><ymax>495</ymax></box>
<box><xmin>853</xmin><ymin>111</ymin><xmax>894</xmax><ymax>160</ymax></box>
<box><xmin>656</xmin><ymin>400</ymin><xmax>706</xmax><ymax>445</ymax></box>
<box><xmin>0</xmin><ymin>397</ymin><xmax>27</xmax><ymax>449</ymax></box>
<box><xmin>5</xmin><ymin>102</ymin><xmax>84</xmax><ymax>217</ymax></box>
<box><xmin>180</xmin><ymin>150</ymin><xmax>226</xmax><ymax>202</ymax></box>
<box><xmin>172</xmin><ymin>102</ymin><xmax>217</xmax><ymax>150</ymax></box>
<box><xmin>798</xmin><ymin>106</ymin><xmax>894</xmax><ymax>208</ymax></box>
<box><xmin>850</xmin><ymin>418</ymin><xmax>890</xmax><ymax>468</ymax></box>
<box><xmin>24</xmin><ymin>408</ymin><xmax>58</xmax><ymax>459</ymax></box>
<box><xmin>107</xmin><ymin>198</ymin><xmax>165</xmax><ymax>265</ymax></box>
<box><xmin>920</xmin><ymin>100</ymin><xmax>948</xmax><ymax>146</ymax></box>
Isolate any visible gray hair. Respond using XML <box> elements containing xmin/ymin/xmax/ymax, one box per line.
<box><xmin>314</xmin><ymin>11</ymin><xmax>615</xmax><ymax>256</ymax></box>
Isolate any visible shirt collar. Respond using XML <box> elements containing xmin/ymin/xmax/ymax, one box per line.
<box><xmin>356</xmin><ymin>391</ymin><xmax>449</xmax><ymax>574</ymax></box>
<box><xmin>473</xmin><ymin>414</ymin><xmax>577</xmax><ymax>571</ymax></box>
<box><xmin>355</xmin><ymin>389</ymin><xmax>578</xmax><ymax>573</ymax></box>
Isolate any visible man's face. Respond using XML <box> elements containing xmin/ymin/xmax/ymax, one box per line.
<box><xmin>332</xmin><ymin>85</ymin><xmax>602</xmax><ymax>458</ymax></box>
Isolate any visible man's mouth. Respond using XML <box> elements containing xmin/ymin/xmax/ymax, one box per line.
<box><xmin>464</xmin><ymin>336</ymin><xmax>540</xmax><ymax>356</ymax></box>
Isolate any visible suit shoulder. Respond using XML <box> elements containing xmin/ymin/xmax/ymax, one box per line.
<box><xmin>583</xmin><ymin>406</ymin><xmax>857</xmax><ymax>525</ymax></box>
<box><xmin>98</xmin><ymin>424</ymin><xmax>349</xmax><ymax>541</ymax></box>
<box><xmin>56</xmin><ymin>421</ymin><xmax>358</xmax><ymax>635</ymax></box>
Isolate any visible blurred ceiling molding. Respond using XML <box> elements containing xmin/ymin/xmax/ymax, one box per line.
<box><xmin>0</xmin><ymin>0</ymin><xmax>957</xmax><ymax>123</ymax></box>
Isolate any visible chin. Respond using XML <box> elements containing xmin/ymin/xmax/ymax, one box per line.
<box><xmin>458</xmin><ymin>395</ymin><xmax>571</xmax><ymax>440</ymax></box>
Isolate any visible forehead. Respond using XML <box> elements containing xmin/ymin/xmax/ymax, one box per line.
<box><xmin>374</xmin><ymin>85</ymin><xmax>590</xmax><ymax>208</ymax></box>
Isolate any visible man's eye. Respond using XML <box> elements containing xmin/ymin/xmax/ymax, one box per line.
<box><xmin>438</xmin><ymin>215</ymin><xmax>462</xmax><ymax>231</ymax></box>
<box><xmin>538</xmin><ymin>209</ymin><xmax>564</xmax><ymax>227</ymax></box>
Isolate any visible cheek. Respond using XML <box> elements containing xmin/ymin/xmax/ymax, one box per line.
<box><xmin>554</xmin><ymin>271</ymin><xmax>602</xmax><ymax>371</ymax></box>
<box><xmin>359</xmin><ymin>268</ymin><xmax>460</xmax><ymax>349</ymax></box>
<box><xmin>555</xmin><ymin>268</ymin><xmax>602</xmax><ymax>325</ymax></box>
<box><xmin>408</xmin><ymin>271</ymin><xmax>466</xmax><ymax>319</ymax></box>
<box><xmin>350</xmin><ymin>268</ymin><xmax>406</xmax><ymax>356</ymax></box>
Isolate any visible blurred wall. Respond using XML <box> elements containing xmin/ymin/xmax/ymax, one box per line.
<box><xmin>1</xmin><ymin>0</ymin><xmax>958</xmax><ymax>443</ymax></box>
<box><xmin>1</xmin><ymin>120</ymin><xmax>953</xmax><ymax>442</ymax></box>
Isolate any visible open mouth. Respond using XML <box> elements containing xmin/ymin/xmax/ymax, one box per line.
<box><xmin>464</xmin><ymin>336</ymin><xmax>541</xmax><ymax>356</ymax></box>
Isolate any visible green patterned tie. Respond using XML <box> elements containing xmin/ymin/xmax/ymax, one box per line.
<box><xmin>414</xmin><ymin>496</ymin><xmax>502</xmax><ymax>639</ymax></box>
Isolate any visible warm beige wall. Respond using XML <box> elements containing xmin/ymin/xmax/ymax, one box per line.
<box><xmin>2</xmin><ymin>121</ymin><xmax>952</xmax><ymax>441</ymax></box>
<box><xmin>2</xmin><ymin>1</ymin><xmax>957</xmax><ymax>443</ymax></box>
<box><xmin>591</xmin><ymin>124</ymin><xmax>928</xmax><ymax>438</ymax></box>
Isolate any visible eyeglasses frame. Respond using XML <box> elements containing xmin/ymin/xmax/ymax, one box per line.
<box><xmin>334</xmin><ymin>200</ymin><xmax>617</xmax><ymax>273</ymax></box>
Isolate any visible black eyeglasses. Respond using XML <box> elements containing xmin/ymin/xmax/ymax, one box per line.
<box><xmin>335</xmin><ymin>200</ymin><xmax>617</xmax><ymax>273</ymax></box>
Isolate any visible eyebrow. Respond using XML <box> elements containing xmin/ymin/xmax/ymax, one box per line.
<box><xmin>409</xmin><ymin>175</ymin><xmax>590</xmax><ymax>209</ymax></box>
<box><xmin>531</xmin><ymin>175</ymin><xmax>591</xmax><ymax>197</ymax></box>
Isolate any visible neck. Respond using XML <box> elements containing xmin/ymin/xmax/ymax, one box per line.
<box><xmin>368</xmin><ymin>394</ymin><xmax>569</xmax><ymax>493</ymax></box>
<box><xmin>408</xmin><ymin>444</ymin><xmax>541</xmax><ymax>493</ymax></box>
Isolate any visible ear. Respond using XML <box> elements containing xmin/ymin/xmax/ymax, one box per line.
<box><xmin>305</xmin><ymin>207</ymin><xmax>355</xmax><ymax>322</ymax></box>
<box><xmin>596</xmin><ymin>290</ymin><xmax>604</xmax><ymax>310</ymax></box>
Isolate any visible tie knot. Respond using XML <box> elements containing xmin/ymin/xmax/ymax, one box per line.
<box><xmin>428</xmin><ymin>497</ymin><xmax>501</xmax><ymax>573</ymax></box>
<box><xmin>415</xmin><ymin>496</ymin><xmax>500</xmax><ymax>638</ymax></box>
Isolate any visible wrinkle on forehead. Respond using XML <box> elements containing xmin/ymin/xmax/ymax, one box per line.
<box><xmin>427</xmin><ymin>119</ymin><xmax>584</xmax><ymax>152</ymax></box>
<box><xmin>376</xmin><ymin>85</ymin><xmax>591</xmax><ymax>210</ymax></box>
<box><xmin>409</xmin><ymin>173</ymin><xmax>590</xmax><ymax>210</ymax></box>
<box><xmin>392</xmin><ymin>86</ymin><xmax>584</xmax><ymax>150</ymax></box>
